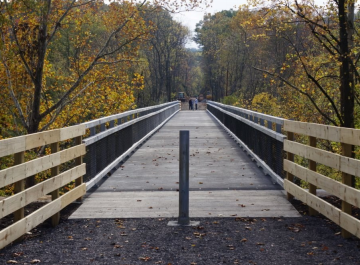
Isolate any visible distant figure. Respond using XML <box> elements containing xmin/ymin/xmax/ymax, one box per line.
<box><xmin>189</xmin><ymin>99</ymin><xmax>193</xmax><ymax>110</ymax></box>
<box><xmin>194</xmin><ymin>98</ymin><xmax>198</xmax><ymax>110</ymax></box>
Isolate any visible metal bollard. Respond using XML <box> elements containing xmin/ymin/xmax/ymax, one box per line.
<box><xmin>178</xmin><ymin>130</ymin><xmax>190</xmax><ymax>225</ymax></box>
<box><xmin>167</xmin><ymin>130</ymin><xmax>199</xmax><ymax>227</ymax></box>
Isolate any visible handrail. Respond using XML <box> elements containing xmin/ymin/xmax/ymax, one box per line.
<box><xmin>208</xmin><ymin>101</ymin><xmax>285</xmax><ymax>128</ymax></box>
<box><xmin>85</xmin><ymin>102</ymin><xmax>180</xmax><ymax>190</ymax></box>
<box><xmin>0</xmin><ymin>101</ymin><xmax>180</xmax><ymax>249</ymax></box>
<box><xmin>284</xmin><ymin>120</ymin><xmax>360</xmax><ymax>239</ymax></box>
<box><xmin>0</xmin><ymin>124</ymin><xmax>87</xmax><ymax>249</ymax></box>
<box><xmin>208</xmin><ymin>100</ymin><xmax>360</xmax><ymax>239</ymax></box>
<box><xmin>207</xmin><ymin>102</ymin><xmax>286</xmax><ymax>186</ymax></box>
<box><xmin>83</xmin><ymin>101</ymin><xmax>178</xmax><ymax>129</ymax></box>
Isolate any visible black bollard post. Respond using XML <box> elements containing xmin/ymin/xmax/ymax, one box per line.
<box><xmin>178</xmin><ymin>130</ymin><xmax>190</xmax><ymax>225</ymax></box>
<box><xmin>167</xmin><ymin>130</ymin><xmax>199</xmax><ymax>227</ymax></box>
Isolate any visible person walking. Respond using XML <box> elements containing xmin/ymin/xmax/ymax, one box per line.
<box><xmin>194</xmin><ymin>98</ymin><xmax>198</xmax><ymax>110</ymax></box>
<box><xmin>189</xmin><ymin>99</ymin><xmax>193</xmax><ymax>110</ymax></box>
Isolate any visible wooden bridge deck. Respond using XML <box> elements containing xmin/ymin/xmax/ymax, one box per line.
<box><xmin>70</xmin><ymin>110</ymin><xmax>300</xmax><ymax>218</ymax></box>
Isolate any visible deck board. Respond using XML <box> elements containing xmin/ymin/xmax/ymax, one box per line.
<box><xmin>70</xmin><ymin>110</ymin><xmax>301</xmax><ymax>218</ymax></box>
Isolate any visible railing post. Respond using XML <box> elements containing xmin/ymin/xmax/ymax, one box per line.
<box><xmin>341</xmin><ymin>143</ymin><xmax>353</xmax><ymax>238</ymax></box>
<box><xmin>75</xmin><ymin>136</ymin><xmax>83</xmax><ymax>202</ymax></box>
<box><xmin>308</xmin><ymin>136</ymin><xmax>318</xmax><ymax>216</ymax></box>
<box><xmin>51</xmin><ymin>142</ymin><xmax>60</xmax><ymax>226</ymax></box>
<box><xmin>286</xmin><ymin>131</ymin><xmax>294</xmax><ymax>200</ymax></box>
<box><xmin>14</xmin><ymin>151</ymin><xmax>25</xmax><ymax>222</ymax></box>
<box><xmin>179</xmin><ymin>130</ymin><xmax>190</xmax><ymax>225</ymax></box>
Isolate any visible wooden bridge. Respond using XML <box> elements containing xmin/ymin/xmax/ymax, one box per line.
<box><xmin>1</xmin><ymin>101</ymin><xmax>360</xmax><ymax>249</ymax></box>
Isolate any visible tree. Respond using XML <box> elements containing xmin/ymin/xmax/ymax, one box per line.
<box><xmin>0</xmin><ymin>0</ymin><xmax>209</xmax><ymax>136</ymax></box>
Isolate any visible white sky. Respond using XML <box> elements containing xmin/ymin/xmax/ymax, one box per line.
<box><xmin>172</xmin><ymin>0</ymin><xmax>329</xmax><ymax>48</ymax></box>
<box><xmin>172</xmin><ymin>0</ymin><xmax>248</xmax><ymax>48</ymax></box>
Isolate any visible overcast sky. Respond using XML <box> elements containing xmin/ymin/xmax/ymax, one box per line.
<box><xmin>172</xmin><ymin>0</ymin><xmax>328</xmax><ymax>48</ymax></box>
<box><xmin>172</xmin><ymin>0</ymin><xmax>248</xmax><ymax>48</ymax></box>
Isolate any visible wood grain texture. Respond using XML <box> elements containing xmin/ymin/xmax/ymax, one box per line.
<box><xmin>0</xmin><ymin>164</ymin><xmax>85</xmax><ymax>219</ymax></box>
<box><xmin>0</xmin><ymin>144</ymin><xmax>86</xmax><ymax>188</ymax></box>
<box><xmin>284</xmin><ymin>160</ymin><xmax>360</xmax><ymax>208</ymax></box>
<box><xmin>0</xmin><ymin>184</ymin><xmax>86</xmax><ymax>250</ymax></box>
<box><xmin>284</xmin><ymin>140</ymin><xmax>360</xmax><ymax>177</ymax></box>
<box><xmin>284</xmin><ymin>120</ymin><xmax>360</xmax><ymax>145</ymax></box>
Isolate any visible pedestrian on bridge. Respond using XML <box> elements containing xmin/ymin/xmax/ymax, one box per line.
<box><xmin>189</xmin><ymin>99</ymin><xmax>193</xmax><ymax>110</ymax></box>
<box><xmin>194</xmin><ymin>98</ymin><xmax>198</xmax><ymax>110</ymax></box>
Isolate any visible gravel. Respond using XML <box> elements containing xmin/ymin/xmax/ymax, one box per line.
<box><xmin>0</xmin><ymin>200</ymin><xmax>359</xmax><ymax>265</ymax></box>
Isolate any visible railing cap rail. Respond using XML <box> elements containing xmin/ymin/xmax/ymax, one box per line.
<box><xmin>83</xmin><ymin>101</ymin><xmax>178</xmax><ymax>129</ymax></box>
<box><xmin>208</xmin><ymin>101</ymin><xmax>285</xmax><ymax>125</ymax></box>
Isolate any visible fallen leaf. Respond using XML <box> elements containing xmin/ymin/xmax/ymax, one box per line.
<box><xmin>7</xmin><ymin>261</ymin><xmax>18</xmax><ymax>264</ymax></box>
<box><xmin>81</xmin><ymin>248</ymin><xmax>88</xmax><ymax>251</ymax></box>
<box><xmin>30</xmin><ymin>260</ymin><xmax>41</xmax><ymax>264</ymax></box>
<box><xmin>199</xmin><ymin>182</ymin><xmax>203</xmax><ymax>184</ymax></box>
<box><xmin>139</xmin><ymin>256</ymin><xmax>151</xmax><ymax>261</ymax></box>
<box><xmin>256</xmin><ymin>242</ymin><xmax>265</xmax><ymax>245</ymax></box>
<box><xmin>241</xmin><ymin>238</ymin><xmax>247</xmax><ymax>242</ymax></box>
<box><xmin>149</xmin><ymin>207</ymin><xmax>153</xmax><ymax>209</ymax></box>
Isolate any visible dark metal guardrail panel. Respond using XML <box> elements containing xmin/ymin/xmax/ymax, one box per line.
<box><xmin>207</xmin><ymin>103</ymin><xmax>285</xmax><ymax>186</ymax></box>
<box><xmin>83</xmin><ymin>102</ymin><xmax>180</xmax><ymax>190</ymax></box>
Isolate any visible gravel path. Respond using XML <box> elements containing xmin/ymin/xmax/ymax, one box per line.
<box><xmin>1</xmin><ymin>202</ymin><xmax>359</xmax><ymax>265</ymax></box>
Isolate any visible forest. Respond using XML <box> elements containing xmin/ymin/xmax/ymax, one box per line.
<box><xmin>1</xmin><ymin>0</ymin><xmax>359</xmax><ymax>140</ymax></box>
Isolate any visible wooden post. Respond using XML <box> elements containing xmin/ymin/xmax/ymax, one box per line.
<box><xmin>13</xmin><ymin>151</ymin><xmax>25</xmax><ymax>242</ymax></box>
<box><xmin>308</xmin><ymin>136</ymin><xmax>318</xmax><ymax>216</ymax></box>
<box><xmin>50</xmin><ymin>142</ymin><xmax>60</xmax><ymax>226</ymax></box>
<box><xmin>75</xmin><ymin>136</ymin><xmax>83</xmax><ymax>202</ymax></box>
<box><xmin>14</xmin><ymin>152</ymin><xmax>25</xmax><ymax>221</ymax></box>
<box><xmin>341</xmin><ymin>143</ymin><xmax>353</xmax><ymax>238</ymax></box>
<box><xmin>286</xmin><ymin>131</ymin><xmax>294</xmax><ymax>200</ymax></box>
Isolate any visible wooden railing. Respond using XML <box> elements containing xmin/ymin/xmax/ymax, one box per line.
<box><xmin>283</xmin><ymin>120</ymin><xmax>360</xmax><ymax>238</ymax></box>
<box><xmin>0</xmin><ymin>125</ymin><xmax>87</xmax><ymax>249</ymax></box>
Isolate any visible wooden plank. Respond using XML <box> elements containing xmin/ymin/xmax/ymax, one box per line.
<box><xmin>0</xmin><ymin>125</ymin><xmax>85</xmax><ymax>158</ymax></box>
<box><xmin>284</xmin><ymin>120</ymin><xmax>360</xmax><ymax>146</ymax></box>
<box><xmin>25</xmin><ymin>129</ymin><xmax>60</xmax><ymax>150</ymax></box>
<box><xmin>0</xmin><ymin>163</ymin><xmax>26</xmax><ymax>189</ymax></box>
<box><xmin>306</xmin><ymin>188</ymin><xmax>341</xmax><ymax>225</ymax></box>
<box><xmin>284</xmin><ymin>179</ymin><xmax>306</xmax><ymax>202</ymax></box>
<box><xmin>0</xmin><ymin>184</ymin><xmax>86</xmax><ymax>250</ymax></box>
<box><xmin>285</xmin><ymin>160</ymin><xmax>360</xmax><ymax>208</ymax></box>
<box><xmin>0</xmin><ymin>164</ymin><xmax>86</xmax><ymax>219</ymax></box>
<box><xmin>284</xmin><ymin>179</ymin><xmax>341</xmax><ymax>225</ymax></box>
<box><xmin>0</xmin><ymin>145</ymin><xmax>86</xmax><ymax>188</ymax></box>
<box><xmin>283</xmin><ymin>140</ymin><xmax>360</xmax><ymax>175</ymax></box>
<box><xmin>60</xmin><ymin>144</ymin><xmax>86</xmax><ymax>163</ymax></box>
<box><xmin>340</xmin><ymin>211</ymin><xmax>360</xmax><ymax>238</ymax></box>
<box><xmin>0</xmin><ymin>136</ymin><xmax>25</xmax><ymax>158</ymax></box>
<box><xmin>60</xmin><ymin>124</ymin><xmax>86</xmax><ymax>141</ymax></box>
